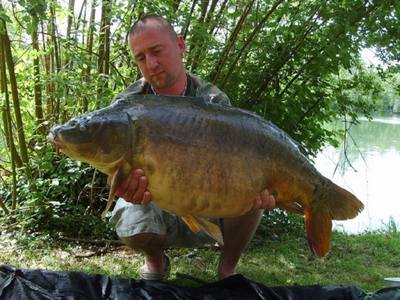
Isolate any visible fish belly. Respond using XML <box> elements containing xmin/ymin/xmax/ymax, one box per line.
<box><xmin>140</xmin><ymin>139</ymin><xmax>267</xmax><ymax>218</ymax></box>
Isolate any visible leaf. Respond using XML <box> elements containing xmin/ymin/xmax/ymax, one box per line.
<box><xmin>51</xmin><ymin>179</ymin><xmax>60</xmax><ymax>186</ymax></box>
<box><xmin>0</xmin><ymin>10</ymin><xmax>11</xmax><ymax>24</ymax></box>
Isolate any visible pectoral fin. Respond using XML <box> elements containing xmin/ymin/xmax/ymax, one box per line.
<box><xmin>101</xmin><ymin>167</ymin><xmax>124</xmax><ymax>218</ymax></box>
<box><xmin>182</xmin><ymin>216</ymin><xmax>224</xmax><ymax>245</ymax></box>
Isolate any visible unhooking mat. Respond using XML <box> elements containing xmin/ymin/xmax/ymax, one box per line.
<box><xmin>1</xmin><ymin>264</ymin><xmax>399</xmax><ymax>300</ymax></box>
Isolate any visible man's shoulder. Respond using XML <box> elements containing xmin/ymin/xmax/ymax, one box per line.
<box><xmin>189</xmin><ymin>73</ymin><xmax>231</xmax><ymax>106</ymax></box>
<box><xmin>112</xmin><ymin>78</ymin><xmax>147</xmax><ymax>103</ymax></box>
<box><xmin>113</xmin><ymin>74</ymin><xmax>231</xmax><ymax>106</ymax></box>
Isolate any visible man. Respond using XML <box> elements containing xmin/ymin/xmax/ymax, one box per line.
<box><xmin>110</xmin><ymin>14</ymin><xmax>276</xmax><ymax>280</ymax></box>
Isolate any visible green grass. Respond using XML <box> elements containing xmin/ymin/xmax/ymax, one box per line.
<box><xmin>1</xmin><ymin>227</ymin><xmax>399</xmax><ymax>292</ymax></box>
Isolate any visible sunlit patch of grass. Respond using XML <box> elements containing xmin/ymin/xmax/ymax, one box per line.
<box><xmin>1</xmin><ymin>223</ymin><xmax>399</xmax><ymax>292</ymax></box>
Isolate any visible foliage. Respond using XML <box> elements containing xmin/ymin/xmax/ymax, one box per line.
<box><xmin>256</xmin><ymin>209</ymin><xmax>305</xmax><ymax>241</ymax></box>
<box><xmin>0</xmin><ymin>140</ymin><xmax>113</xmax><ymax>242</ymax></box>
<box><xmin>0</xmin><ymin>0</ymin><xmax>399</xmax><ymax>240</ymax></box>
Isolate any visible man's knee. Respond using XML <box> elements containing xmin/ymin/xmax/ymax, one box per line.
<box><xmin>121</xmin><ymin>233</ymin><xmax>166</xmax><ymax>251</ymax></box>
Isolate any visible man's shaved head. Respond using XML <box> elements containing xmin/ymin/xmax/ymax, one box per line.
<box><xmin>128</xmin><ymin>14</ymin><xmax>187</xmax><ymax>95</ymax></box>
<box><xmin>129</xmin><ymin>14</ymin><xmax>177</xmax><ymax>40</ymax></box>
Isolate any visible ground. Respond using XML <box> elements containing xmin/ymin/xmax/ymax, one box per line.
<box><xmin>1</xmin><ymin>228</ymin><xmax>399</xmax><ymax>291</ymax></box>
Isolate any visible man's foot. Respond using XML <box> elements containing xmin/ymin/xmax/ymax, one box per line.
<box><xmin>218</xmin><ymin>269</ymin><xmax>237</xmax><ymax>280</ymax></box>
<box><xmin>139</xmin><ymin>254</ymin><xmax>170</xmax><ymax>281</ymax></box>
<box><xmin>218</xmin><ymin>261</ymin><xmax>238</xmax><ymax>280</ymax></box>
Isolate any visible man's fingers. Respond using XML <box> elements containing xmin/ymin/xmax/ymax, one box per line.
<box><xmin>260</xmin><ymin>190</ymin><xmax>276</xmax><ymax>210</ymax></box>
<box><xmin>131</xmin><ymin>175</ymin><xmax>148</xmax><ymax>203</ymax></box>
<box><xmin>141</xmin><ymin>190</ymin><xmax>152</xmax><ymax>205</ymax></box>
<box><xmin>114</xmin><ymin>171</ymin><xmax>133</xmax><ymax>197</ymax></box>
<box><xmin>120</xmin><ymin>169</ymin><xmax>145</xmax><ymax>203</ymax></box>
<box><xmin>253</xmin><ymin>189</ymin><xmax>276</xmax><ymax>210</ymax></box>
<box><xmin>130</xmin><ymin>169</ymin><xmax>145</xmax><ymax>190</ymax></box>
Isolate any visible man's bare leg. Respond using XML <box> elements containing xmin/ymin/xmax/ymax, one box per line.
<box><xmin>218</xmin><ymin>208</ymin><xmax>264</xmax><ymax>279</ymax></box>
<box><xmin>122</xmin><ymin>233</ymin><xmax>166</xmax><ymax>273</ymax></box>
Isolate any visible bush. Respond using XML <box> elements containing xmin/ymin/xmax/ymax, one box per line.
<box><xmin>255</xmin><ymin>209</ymin><xmax>305</xmax><ymax>242</ymax></box>
<box><xmin>0</xmin><ymin>142</ymin><xmax>116</xmax><ymax>244</ymax></box>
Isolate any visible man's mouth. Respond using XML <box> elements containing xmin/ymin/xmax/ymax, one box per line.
<box><xmin>150</xmin><ymin>71</ymin><xmax>165</xmax><ymax>79</ymax></box>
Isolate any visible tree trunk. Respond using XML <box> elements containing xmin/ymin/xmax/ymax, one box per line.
<box><xmin>172</xmin><ymin>0</ymin><xmax>181</xmax><ymax>12</ymax></box>
<box><xmin>31</xmin><ymin>18</ymin><xmax>45</xmax><ymax>135</ymax></box>
<box><xmin>66</xmin><ymin>0</ymin><xmax>76</xmax><ymax>40</ymax></box>
<box><xmin>50</xmin><ymin>3</ymin><xmax>62</xmax><ymax>121</ymax></box>
<box><xmin>181</xmin><ymin>0</ymin><xmax>198</xmax><ymax>40</ymax></box>
<box><xmin>0</xmin><ymin>33</ymin><xmax>22</xmax><ymax>170</ymax></box>
<box><xmin>0</xmin><ymin>15</ymin><xmax>32</xmax><ymax>181</ymax></box>
<box><xmin>189</xmin><ymin>0</ymin><xmax>221</xmax><ymax>71</ymax></box>
<box><xmin>97</xmin><ymin>0</ymin><xmax>112</xmax><ymax>105</ymax></box>
<box><xmin>0</xmin><ymin>197</ymin><xmax>9</xmax><ymax>214</ymax></box>
<box><xmin>204</xmin><ymin>0</ymin><xmax>218</xmax><ymax>24</ymax></box>
<box><xmin>0</xmin><ymin>107</ymin><xmax>18</xmax><ymax>210</ymax></box>
<box><xmin>82</xmin><ymin>0</ymin><xmax>96</xmax><ymax>112</ymax></box>
<box><xmin>42</xmin><ymin>20</ymin><xmax>55</xmax><ymax>118</ymax></box>
<box><xmin>50</xmin><ymin>4</ymin><xmax>62</xmax><ymax>73</ymax></box>
<box><xmin>208</xmin><ymin>0</ymin><xmax>229</xmax><ymax>35</ymax></box>
<box><xmin>187</xmin><ymin>0</ymin><xmax>209</xmax><ymax>70</ymax></box>
<box><xmin>210</xmin><ymin>0</ymin><xmax>255</xmax><ymax>83</ymax></box>
<box><xmin>76</xmin><ymin>0</ymin><xmax>87</xmax><ymax>43</ymax></box>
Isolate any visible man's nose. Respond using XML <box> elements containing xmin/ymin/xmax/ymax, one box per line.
<box><xmin>146</xmin><ymin>54</ymin><xmax>159</xmax><ymax>70</ymax></box>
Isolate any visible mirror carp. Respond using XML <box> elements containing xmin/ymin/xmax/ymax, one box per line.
<box><xmin>48</xmin><ymin>94</ymin><xmax>364</xmax><ymax>257</ymax></box>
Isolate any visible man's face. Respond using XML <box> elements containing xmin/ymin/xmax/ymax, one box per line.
<box><xmin>129</xmin><ymin>22</ymin><xmax>186</xmax><ymax>90</ymax></box>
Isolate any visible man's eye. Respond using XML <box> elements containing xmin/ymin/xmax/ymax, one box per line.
<box><xmin>136</xmin><ymin>56</ymin><xmax>144</xmax><ymax>62</ymax></box>
<box><xmin>153</xmin><ymin>48</ymin><xmax>162</xmax><ymax>55</ymax></box>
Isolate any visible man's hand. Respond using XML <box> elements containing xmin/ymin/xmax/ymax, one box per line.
<box><xmin>253</xmin><ymin>189</ymin><xmax>276</xmax><ymax>210</ymax></box>
<box><xmin>115</xmin><ymin>169</ymin><xmax>152</xmax><ymax>204</ymax></box>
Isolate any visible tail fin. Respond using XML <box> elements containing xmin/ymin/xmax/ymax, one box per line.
<box><xmin>324</xmin><ymin>180</ymin><xmax>364</xmax><ymax>220</ymax></box>
<box><xmin>304</xmin><ymin>179</ymin><xmax>364</xmax><ymax>257</ymax></box>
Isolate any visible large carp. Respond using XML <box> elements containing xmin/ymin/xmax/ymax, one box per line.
<box><xmin>48</xmin><ymin>94</ymin><xmax>363</xmax><ymax>257</ymax></box>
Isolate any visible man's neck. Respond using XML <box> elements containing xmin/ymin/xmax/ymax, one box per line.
<box><xmin>152</xmin><ymin>71</ymin><xmax>187</xmax><ymax>96</ymax></box>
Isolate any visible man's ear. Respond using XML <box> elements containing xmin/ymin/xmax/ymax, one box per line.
<box><xmin>177</xmin><ymin>35</ymin><xmax>186</xmax><ymax>57</ymax></box>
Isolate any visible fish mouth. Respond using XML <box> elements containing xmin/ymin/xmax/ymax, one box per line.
<box><xmin>47</xmin><ymin>131</ymin><xmax>64</xmax><ymax>155</ymax></box>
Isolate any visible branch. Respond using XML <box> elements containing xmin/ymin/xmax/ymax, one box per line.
<box><xmin>278</xmin><ymin>3</ymin><xmax>376</xmax><ymax>99</ymax></box>
<box><xmin>210</xmin><ymin>0</ymin><xmax>255</xmax><ymax>83</ymax></box>
<box><xmin>220</xmin><ymin>0</ymin><xmax>286</xmax><ymax>88</ymax></box>
<box><xmin>181</xmin><ymin>0</ymin><xmax>198</xmax><ymax>39</ymax></box>
<box><xmin>0</xmin><ymin>197</ymin><xmax>9</xmax><ymax>215</ymax></box>
<box><xmin>250</xmin><ymin>4</ymin><xmax>322</xmax><ymax>102</ymax></box>
<box><xmin>208</xmin><ymin>0</ymin><xmax>229</xmax><ymax>36</ymax></box>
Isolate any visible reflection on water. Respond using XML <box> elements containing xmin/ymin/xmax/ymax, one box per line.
<box><xmin>314</xmin><ymin>115</ymin><xmax>400</xmax><ymax>234</ymax></box>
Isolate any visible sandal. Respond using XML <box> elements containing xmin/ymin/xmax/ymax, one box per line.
<box><xmin>139</xmin><ymin>255</ymin><xmax>171</xmax><ymax>281</ymax></box>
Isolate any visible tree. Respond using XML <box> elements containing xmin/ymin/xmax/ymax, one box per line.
<box><xmin>0</xmin><ymin>5</ymin><xmax>32</xmax><ymax>182</ymax></box>
<box><xmin>0</xmin><ymin>0</ymin><xmax>399</xmax><ymax>234</ymax></box>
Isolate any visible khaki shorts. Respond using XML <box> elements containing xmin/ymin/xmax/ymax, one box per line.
<box><xmin>110</xmin><ymin>198</ymin><xmax>220</xmax><ymax>248</ymax></box>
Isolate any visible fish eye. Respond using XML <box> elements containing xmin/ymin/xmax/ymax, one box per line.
<box><xmin>68</xmin><ymin>119</ymin><xmax>78</xmax><ymax>127</ymax></box>
<box><xmin>79</xmin><ymin>122</ymin><xmax>87</xmax><ymax>131</ymax></box>
<box><xmin>114</xmin><ymin>98</ymin><xmax>126</xmax><ymax>105</ymax></box>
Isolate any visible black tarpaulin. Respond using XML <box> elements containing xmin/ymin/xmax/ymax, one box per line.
<box><xmin>1</xmin><ymin>264</ymin><xmax>399</xmax><ymax>300</ymax></box>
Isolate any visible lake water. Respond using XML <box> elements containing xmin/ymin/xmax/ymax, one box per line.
<box><xmin>314</xmin><ymin>115</ymin><xmax>400</xmax><ymax>234</ymax></box>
